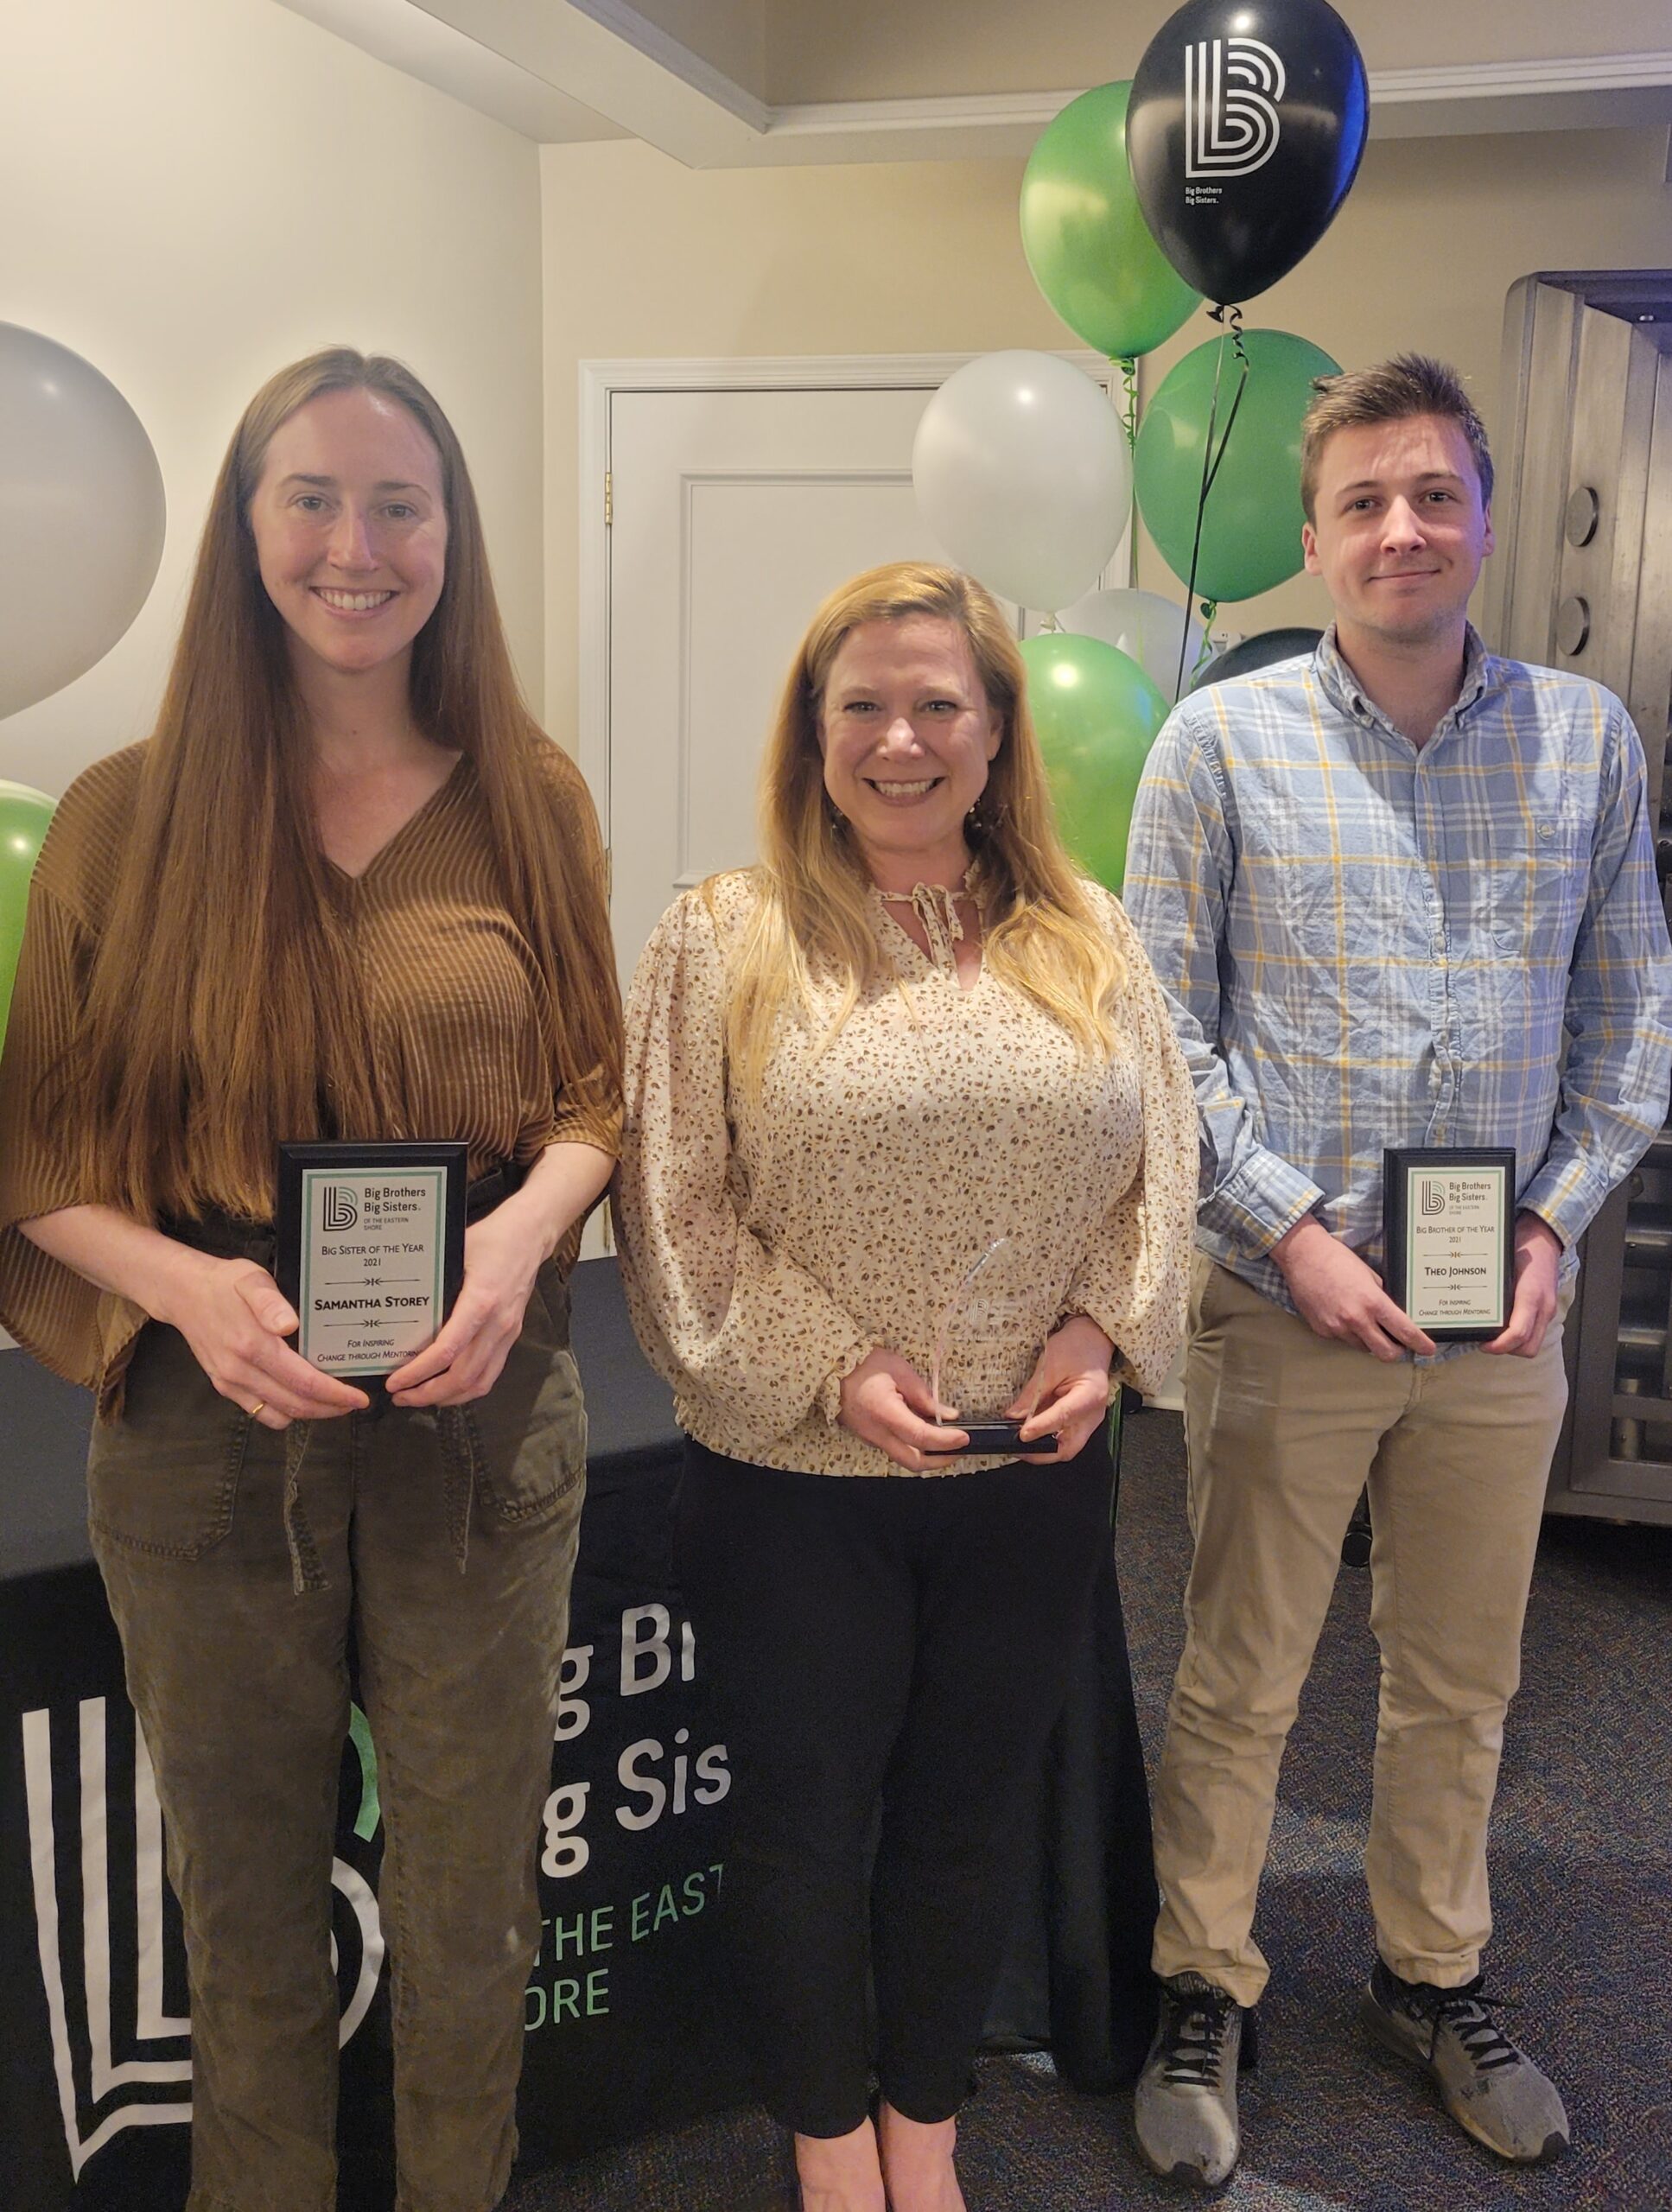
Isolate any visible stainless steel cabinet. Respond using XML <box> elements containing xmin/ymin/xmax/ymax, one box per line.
<box><xmin>1489</xmin><ymin>270</ymin><xmax>1672</xmax><ymax>1522</ymax></box>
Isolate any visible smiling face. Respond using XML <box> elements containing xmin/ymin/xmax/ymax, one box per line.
<box><xmin>247</xmin><ymin>385</ymin><xmax>448</xmax><ymax>683</ymax></box>
<box><xmin>817</xmin><ymin>614</ymin><xmax>1001</xmax><ymax>881</ymax></box>
<box><xmin>1301</xmin><ymin>412</ymin><xmax>1494</xmax><ymax>652</ymax></box>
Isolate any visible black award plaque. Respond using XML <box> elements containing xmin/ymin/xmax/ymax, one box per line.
<box><xmin>277</xmin><ymin>1141</ymin><xmax>467</xmax><ymax>1379</ymax></box>
<box><xmin>1383</xmin><ymin>1147</ymin><xmax>1515</xmax><ymax>1343</ymax></box>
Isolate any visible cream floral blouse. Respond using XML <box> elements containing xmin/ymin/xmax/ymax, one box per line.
<box><xmin>615</xmin><ymin>869</ymin><xmax>1198</xmax><ymax>1478</ymax></box>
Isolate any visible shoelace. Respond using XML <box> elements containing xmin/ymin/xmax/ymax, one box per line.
<box><xmin>1419</xmin><ymin>1981</ymin><xmax>1522</xmax><ymax>2074</ymax></box>
<box><xmin>1160</xmin><ymin>1986</ymin><xmax>1238</xmax><ymax>2088</ymax></box>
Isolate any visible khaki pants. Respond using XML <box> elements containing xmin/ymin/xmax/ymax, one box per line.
<box><xmin>1150</xmin><ymin>1257</ymin><xmax>1568</xmax><ymax>2007</ymax></box>
<box><xmin>87</xmin><ymin>1245</ymin><xmax>586</xmax><ymax>2212</ymax></box>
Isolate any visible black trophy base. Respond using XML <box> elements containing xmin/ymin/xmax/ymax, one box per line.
<box><xmin>924</xmin><ymin>1416</ymin><xmax>1056</xmax><ymax>1459</ymax></box>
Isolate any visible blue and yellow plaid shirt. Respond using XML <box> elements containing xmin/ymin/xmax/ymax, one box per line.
<box><xmin>1123</xmin><ymin>625</ymin><xmax>1672</xmax><ymax>1314</ymax></box>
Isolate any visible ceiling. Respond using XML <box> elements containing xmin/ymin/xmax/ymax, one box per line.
<box><xmin>275</xmin><ymin>0</ymin><xmax>1672</xmax><ymax>163</ymax></box>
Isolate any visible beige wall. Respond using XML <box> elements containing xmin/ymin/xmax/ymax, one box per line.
<box><xmin>0</xmin><ymin>0</ymin><xmax>544</xmax><ymax>798</ymax></box>
<box><xmin>543</xmin><ymin>126</ymin><xmax>1672</xmax><ymax>741</ymax></box>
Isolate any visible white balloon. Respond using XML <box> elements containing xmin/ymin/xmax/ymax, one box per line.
<box><xmin>912</xmin><ymin>351</ymin><xmax>1131</xmax><ymax>613</ymax></box>
<box><xmin>0</xmin><ymin>324</ymin><xmax>166</xmax><ymax>719</ymax></box>
<box><xmin>1059</xmin><ymin>586</ymin><xmax>1206</xmax><ymax>704</ymax></box>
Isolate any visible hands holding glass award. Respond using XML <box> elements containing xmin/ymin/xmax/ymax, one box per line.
<box><xmin>838</xmin><ymin>1236</ymin><xmax>1118</xmax><ymax>1471</ymax></box>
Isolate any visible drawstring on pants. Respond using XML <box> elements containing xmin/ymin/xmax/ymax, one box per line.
<box><xmin>431</xmin><ymin>1406</ymin><xmax>482</xmax><ymax>1576</ymax></box>
<box><xmin>283</xmin><ymin>1423</ymin><xmax>327</xmax><ymax>1596</ymax></box>
<box><xmin>282</xmin><ymin>1405</ymin><xmax>484</xmax><ymax>1594</ymax></box>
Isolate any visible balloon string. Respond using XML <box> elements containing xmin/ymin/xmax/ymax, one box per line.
<box><xmin>1113</xmin><ymin>355</ymin><xmax>1139</xmax><ymax>449</ymax></box>
<box><xmin>1210</xmin><ymin>300</ymin><xmax>1250</xmax><ymax>370</ymax></box>
<box><xmin>1173</xmin><ymin>331</ymin><xmax>1226</xmax><ymax>699</ymax></box>
<box><xmin>1200</xmin><ymin>358</ymin><xmax>1249</xmax><ymax>505</ymax></box>
<box><xmin>1173</xmin><ymin>314</ymin><xmax>1251</xmax><ymax>699</ymax></box>
<box><xmin>1190</xmin><ymin>601</ymin><xmax>1218</xmax><ymax>684</ymax></box>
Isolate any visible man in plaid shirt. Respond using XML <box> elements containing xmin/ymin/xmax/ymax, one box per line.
<box><xmin>1123</xmin><ymin>355</ymin><xmax>1672</xmax><ymax>2187</ymax></box>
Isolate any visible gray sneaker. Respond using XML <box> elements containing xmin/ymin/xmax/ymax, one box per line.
<box><xmin>1133</xmin><ymin>1972</ymin><xmax>1256</xmax><ymax>2188</ymax></box>
<box><xmin>1358</xmin><ymin>1960</ymin><xmax>1570</xmax><ymax>2164</ymax></box>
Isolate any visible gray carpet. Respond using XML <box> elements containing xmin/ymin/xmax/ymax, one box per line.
<box><xmin>504</xmin><ymin>1408</ymin><xmax>1672</xmax><ymax>2212</ymax></box>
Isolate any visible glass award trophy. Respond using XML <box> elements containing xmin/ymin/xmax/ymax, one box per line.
<box><xmin>1383</xmin><ymin>1147</ymin><xmax>1515</xmax><ymax>1342</ymax></box>
<box><xmin>277</xmin><ymin>1140</ymin><xmax>467</xmax><ymax>1379</ymax></box>
<box><xmin>923</xmin><ymin>1236</ymin><xmax>1055</xmax><ymax>1458</ymax></box>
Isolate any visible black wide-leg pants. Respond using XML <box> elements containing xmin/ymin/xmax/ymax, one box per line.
<box><xmin>676</xmin><ymin>1429</ymin><xmax>1116</xmax><ymax>2137</ymax></box>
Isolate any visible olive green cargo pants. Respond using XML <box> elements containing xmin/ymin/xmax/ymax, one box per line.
<box><xmin>87</xmin><ymin>1246</ymin><xmax>586</xmax><ymax>2212</ymax></box>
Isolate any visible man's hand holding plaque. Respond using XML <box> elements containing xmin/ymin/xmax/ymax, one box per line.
<box><xmin>1480</xmin><ymin>1209</ymin><xmax>1562</xmax><ymax>1361</ymax></box>
<box><xmin>1274</xmin><ymin>1216</ymin><xmax>1438</xmax><ymax>1363</ymax></box>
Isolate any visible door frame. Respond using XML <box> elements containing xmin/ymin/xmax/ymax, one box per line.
<box><xmin>577</xmin><ymin>349</ymin><xmax>1134</xmax><ymax>848</ymax></box>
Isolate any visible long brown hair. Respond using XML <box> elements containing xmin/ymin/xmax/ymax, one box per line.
<box><xmin>722</xmin><ymin>562</ymin><xmax>1124</xmax><ymax>1097</ymax></box>
<box><xmin>60</xmin><ymin>346</ymin><xmax>620</xmax><ymax>1221</ymax></box>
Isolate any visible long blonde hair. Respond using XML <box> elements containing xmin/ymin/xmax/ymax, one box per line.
<box><xmin>54</xmin><ymin>346</ymin><xmax>621</xmax><ymax>1222</ymax></box>
<box><xmin>722</xmin><ymin>562</ymin><xmax>1123</xmax><ymax>1097</ymax></box>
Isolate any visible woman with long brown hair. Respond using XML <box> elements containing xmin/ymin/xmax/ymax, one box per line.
<box><xmin>616</xmin><ymin>562</ymin><xmax>1198</xmax><ymax>2212</ymax></box>
<box><xmin>0</xmin><ymin>348</ymin><xmax>621</xmax><ymax>2209</ymax></box>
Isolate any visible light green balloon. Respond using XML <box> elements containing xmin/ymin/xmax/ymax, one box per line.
<box><xmin>0</xmin><ymin>781</ymin><xmax>55</xmax><ymax>1050</ymax></box>
<box><xmin>1020</xmin><ymin>82</ymin><xmax>1201</xmax><ymax>361</ymax></box>
<box><xmin>1022</xmin><ymin>632</ymin><xmax>1169</xmax><ymax>894</ymax></box>
<box><xmin>1134</xmin><ymin>327</ymin><xmax>1341</xmax><ymax>602</ymax></box>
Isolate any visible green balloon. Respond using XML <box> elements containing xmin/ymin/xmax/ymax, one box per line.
<box><xmin>1135</xmin><ymin>328</ymin><xmax>1341</xmax><ymax>602</ymax></box>
<box><xmin>0</xmin><ymin>781</ymin><xmax>55</xmax><ymax>1050</ymax></box>
<box><xmin>1020</xmin><ymin>82</ymin><xmax>1201</xmax><ymax>361</ymax></box>
<box><xmin>1022</xmin><ymin>632</ymin><xmax>1169</xmax><ymax>894</ymax></box>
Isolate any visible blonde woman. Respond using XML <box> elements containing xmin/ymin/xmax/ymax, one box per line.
<box><xmin>0</xmin><ymin>350</ymin><xmax>621</xmax><ymax>2211</ymax></box>
<box><xmin>616</xmin><ymin>563</ymin><xmax>1197</xmax><ymax>2212</ymax></box>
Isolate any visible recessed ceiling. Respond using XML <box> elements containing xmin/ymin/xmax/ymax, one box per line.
<box><xmin>274</xmin><ymin>0</ymin><xmax>1672</xmax><ymax>162</ymax></box>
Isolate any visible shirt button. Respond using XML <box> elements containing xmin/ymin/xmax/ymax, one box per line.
<box><xmin>1538</xmin><ymin>822</ymin><xmax>1554</xmax><ymax>842</ymax></box>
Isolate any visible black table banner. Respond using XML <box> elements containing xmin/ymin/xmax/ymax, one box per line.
<box><xmin>0</xmin><ymin>1265</ymin><xmax>1156</xmax><ymax>2209</ymax></box>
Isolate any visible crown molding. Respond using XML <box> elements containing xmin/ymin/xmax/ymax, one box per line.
<box><xmin>276</xmin><ymin>0</ymin><xmax>626</xmax><ymax>143</ymax></box>
<box><xmin>403</xmin><ymin>0</ymin><xmax>762</xmax><ymax>162</ymax></box>
<box><xmin>1365</xmin><ymin>47</ymin><xmax>1672</xmax><ymax>139</ymax></box>
<box><xmin>753</xmin><ymin>50</ymin><xmax>1672</xmax><ymax>162</ymax></box>
<box><xmin>565</xmin><ymin>0</ymin><xmax>769</xmax><ymax>130</ymax></box>
<box><xmin>277</xmin><ymin>6</ymin><xmax>1672</xmax><ymax>162</ymax></box>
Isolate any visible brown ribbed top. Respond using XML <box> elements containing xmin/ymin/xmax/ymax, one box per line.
<box><xmin>0</xmin><ymin>739</ymin><xmax>621</xmax><ymax>1416</ymax></box>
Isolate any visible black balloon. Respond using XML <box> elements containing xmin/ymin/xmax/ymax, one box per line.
<box><xmin>1128</xmin><ymin>0</ymin><xmax>1369</xmax><ymax>305</ymax></box>
<box><xmin>1190</xmin><ymin>626</ymin><xmax>1324</xmax><ymax>690</ymax></box>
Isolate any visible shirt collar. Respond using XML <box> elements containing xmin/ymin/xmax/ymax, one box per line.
<box><xmin>1313</xmin><ymin>621</ymin><xmax>1496</xmax><ymax>738</ymax></box>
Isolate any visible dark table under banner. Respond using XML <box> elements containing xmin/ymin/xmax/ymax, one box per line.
<box><xmin>0</xmin><ymin>1259</ymin><xmax>1157</xmax><ymax>2210</ymax></box>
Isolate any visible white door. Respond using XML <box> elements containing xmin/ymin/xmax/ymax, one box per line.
<box><xmin>596</xmin><ymin>370</ymin><xmax>1127</xmax><ymax>983</ymax></box>
<box><xmin>604</xmin><ymin>383</ymin><xmax>944</xmax><ymax>980</ymax></box>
